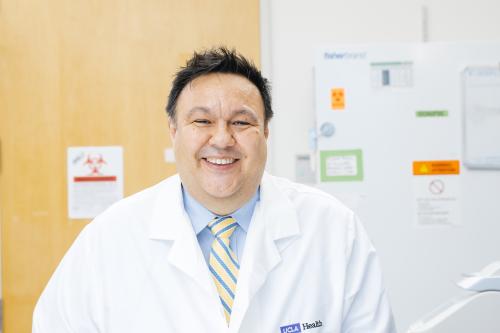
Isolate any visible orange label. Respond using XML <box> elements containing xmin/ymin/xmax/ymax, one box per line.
<box><xmin>331</xmin><ymin>88</ymin><xmax>345</xmax><ymax>110</ymax></box>
<box><xmin>413</xmin><ymin>160</ymin><xmax>460</xmax><ymax>175</ymax></box>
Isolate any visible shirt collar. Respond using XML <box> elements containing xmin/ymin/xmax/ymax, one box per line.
<box><xmin>181</xmin><ymin>185</ymin><xmax>260</xmax><ymax>235</ymax></box>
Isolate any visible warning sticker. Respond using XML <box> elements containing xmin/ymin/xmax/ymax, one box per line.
<box><xmin>413</xmin><ymin>160</ymin><xmax>460</xmax><ymax>175</ymax></box>
<box><xmin>412</xmin><ymin>160</ymin><xmax>461</xmax><ymax>226</ymax></box>
<box><xmin>330</xmin><ymin>88</ymin><xmax>345</xmax><ymax>110</ymax></box>
<box><xmin>67</xmin><ymin>146</ymin><xmax>124</xmax><ymax>219</ymax></box>
<box><xmin>413</xmin><ymin>176</ymin><xmax>460</xmax><ymax>226</ymax></box>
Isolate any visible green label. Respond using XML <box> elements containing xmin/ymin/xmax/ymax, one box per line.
<box><xmin>320</xmin><ymin>149</ymin><xmax>364</xmax><ymax>182</ymax></box>
<box><xmin>416</xmin><ymin>110</ymin><xmax>448</xmax><ymax>118</ymax></box>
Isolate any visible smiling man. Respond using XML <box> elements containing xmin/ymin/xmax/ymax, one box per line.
<box><xmin>33</xmin><ymin>48</ymin><xmax>397</xmax><ymax>333</ymax></box>
<box><xmin>169</xmin><ymin>72</ymin><xmax>268</xmax><ymax>216</ymax></box>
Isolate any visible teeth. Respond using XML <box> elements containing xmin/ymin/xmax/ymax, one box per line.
<box><xmin>206</xmin><ymin>158</ymin><xmax>235</xmax><ymax>165</ymax></box>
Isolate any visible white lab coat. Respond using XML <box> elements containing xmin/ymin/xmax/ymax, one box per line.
<box><xmin>33</xmin><ymin>173</ymin><xmax>396</xmax><ymax>333</ymax></box>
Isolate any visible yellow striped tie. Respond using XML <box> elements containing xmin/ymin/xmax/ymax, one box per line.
<box><xmin>208</xmin><ymin>216</ymin><xmax>239</xmax><ymax>325</ymax></box>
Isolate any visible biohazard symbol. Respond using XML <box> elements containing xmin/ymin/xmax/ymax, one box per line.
<box><xmin>84</xmin><ymin>154</ymin><xmax>107</xmax><ymax>175</ymax></box>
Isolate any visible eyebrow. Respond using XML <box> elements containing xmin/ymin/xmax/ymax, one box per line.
<box><xmin>233</xmin><ymin>109</ymin><xmax>259</xmax><ymax>123</ymax></box>
<box><xmin>186</xmin><ymin>107</ymin><xmax>210</xmax><ymax>118</ymax></box>
<box><xmin>186</xmin><ymin>107</ymin><xmax>260</xmax><ymax>123</ymax></box>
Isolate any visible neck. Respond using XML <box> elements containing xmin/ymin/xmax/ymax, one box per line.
<box><xmin>196</xmin><ymin>191</ymin><xmax>254</xmax><ymax>216</ymax></box>
<box><xmin>182</xmin><ymin>185</ymin><xmax>258</xmax><ymax>216</ymax></box>
<box><xmin>206</xmin><ymin>202</ymin><xmax>243</xmax><ymax>217</ymax></box>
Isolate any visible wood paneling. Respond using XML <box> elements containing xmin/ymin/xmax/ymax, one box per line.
<box><xmin>0</xmin><ymin>1</ymin><xmax>260</xmax><ymax>331</ymax></box>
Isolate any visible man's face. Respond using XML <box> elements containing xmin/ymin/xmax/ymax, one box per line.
<box><xmin>169</xmin><ymin>73</ymin><xmax>268</xmax><ymax>214</ymax></box>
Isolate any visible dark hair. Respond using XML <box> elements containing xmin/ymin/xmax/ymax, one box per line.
<box><xmin>166</xmin><ymin>47</ymin><xmax>273</xmax><ymax>124</ymax></box>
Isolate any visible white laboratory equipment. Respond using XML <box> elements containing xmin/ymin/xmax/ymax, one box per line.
<box><xmin>407</xmin><ymin>262</ymin><xmax>500</xmax><ymax>333</ymax></box>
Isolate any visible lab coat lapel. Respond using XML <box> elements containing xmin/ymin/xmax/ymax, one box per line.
<box><xmin>147</xmin><ymin>175</ymin><xmax>216</xmax><ymax>297</ymax></box>
<box><xmin>230</xmin><ymin>173</ymin><xmax>300</xmax><ymax>332</ymax></box>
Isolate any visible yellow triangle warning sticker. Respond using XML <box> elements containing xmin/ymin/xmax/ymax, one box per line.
<box><xmin>419</xmin><ymin>164</ymin><xmax>429</xmax><ymax>173</ymax></box>
<box><xmin>413</xmin><ymin>160</ymin><xmax>460</xmax><ymax>175</ymax></box>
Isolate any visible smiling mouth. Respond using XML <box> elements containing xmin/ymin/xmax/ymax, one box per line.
<box><xmin>203</xmin><ymin>157</ymin><xmax>239</xmax><ymax>165</ymax></box>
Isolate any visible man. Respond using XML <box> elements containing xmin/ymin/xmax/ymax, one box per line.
<box><xmin>33</xmin><ymin>47</ymin><xmax>396</xmax><ymax>333</ymax></box>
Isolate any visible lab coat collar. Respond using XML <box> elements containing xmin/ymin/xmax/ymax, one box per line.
<box><xmin>147</xmin><ymin>173</ymin><xmax>300</xmax><ymax>241</ymax></box>
<box><xmin>148</xmin><ymin>174</ymin><xmax>185</xmax><ymax>241</ymax></box>
<box><xmin>258</xmin><ymin>172</ymin><xmax>301</xmax><ymax>242</ymax></box>
<box><xmin>147</xmin><ymin>173</ymin><xmax>301</xmax><ymax>332</ymax></box>
<box><xmin>229</xmin><ymin>172</ymin><xmax>300</xmax><ymax>332</ymax></box>
<box><xmin>147</xmin><ymin>175</ymin><xmax>220</xmax><ymax>320</ymax></box>
<box><xmin>182</xmin><ymin>184</ymin><xmax>259</xmax><ymax>236</ymax></box>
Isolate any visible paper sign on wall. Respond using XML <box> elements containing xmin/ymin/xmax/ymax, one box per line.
<box><xmin>320</xmin><ymin>149</ymin><xmax>363</xmax><ymax>182</ymax></box>
<box><xmin>67</xmin><ymin>146</ymin><xmax>124</xmax><ymax>219</ymax></box>
<box><xmin>412</xmin><ymin>160</ymin><xmax>461</xmax><ymax>226</ymax></box>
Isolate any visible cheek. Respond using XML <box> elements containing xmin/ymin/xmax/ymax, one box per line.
<box><xmin>236</xmin><ymin>129</ymin><xmax>267</xmax><ymax>158</ymax></box>
<box><xmin>174</xmin><ymin>128</ymin><xmax>209</xmax><ymax>157</ymax></box>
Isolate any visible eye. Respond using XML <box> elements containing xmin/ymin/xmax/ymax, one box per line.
<box><xmin>232</xmin><ymin>120</ymin><xmax>251</xmax><ymax>126</ymax></box>
<box><xmin>193</xmin><ymin>119</ymin><xmax>211</xmax><ymax>125</ymax></box>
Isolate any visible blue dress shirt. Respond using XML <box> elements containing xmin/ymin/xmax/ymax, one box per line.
<box><xmin>181</xmin><ymin>186</ymin><xmax>259</xmax><ymax>265</ymax></box>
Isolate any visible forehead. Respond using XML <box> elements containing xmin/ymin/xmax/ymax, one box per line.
<box><xmin>176</xmin><ymin>73</ymin><xmax>264</xmax><ymax>116</ymax></box>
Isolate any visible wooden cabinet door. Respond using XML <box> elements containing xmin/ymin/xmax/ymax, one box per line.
<box><xmin>0</xmin><ymin>1</ymin><xmax>260</xmax><ymax>331</ymax></box>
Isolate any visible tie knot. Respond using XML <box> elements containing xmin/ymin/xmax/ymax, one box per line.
<box><xmin>208</xmin><ymin>216</ymin><xmax>237</xmax><ymax>239</ymax></box>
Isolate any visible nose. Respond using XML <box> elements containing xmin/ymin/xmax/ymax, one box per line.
<box><xmin>209</xmin><ymin>122</ymin><xmax>235</xmax><ymax>149</ymax></box>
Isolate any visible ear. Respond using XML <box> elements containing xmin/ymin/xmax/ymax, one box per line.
<box><xmin>168</xmin><ymin>118</ymin><xmax>177</xmax><ymax>142</ymax></box>
<box><xmin>264</xmin><ymin>124</ymin><xmax>269</xmax><ymax>139</ymax></box>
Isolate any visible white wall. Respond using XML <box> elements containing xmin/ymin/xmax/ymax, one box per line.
<box><xmin>261</xmin><ymin>0</ymin><xmax>500</xmax><ymax>331</ymax></box>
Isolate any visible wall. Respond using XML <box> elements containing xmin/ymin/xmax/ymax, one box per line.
<box><xmin>0</xmin><ymin>1</ymin><xmax>260</xmax><ymax>331</ymax></box>
<box><xmin>261</xmin><ymin>0</ymin><xmax>500</xmax><ymax>331</ymax></box>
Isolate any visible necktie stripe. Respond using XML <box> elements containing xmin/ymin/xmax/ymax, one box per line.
<box><xmin>211</xmin><ymin>261</ymin><xmax>237</xmax><ymax>291</ymax></box>
<box><xmin>210</xmin><ymin>221</ymin><xmax>236</xmax><ymax>236</ymax></box>
<box><xmin>209</xmin><ymin>265</ymin><xmax>236</xmax><ymax>299</ymax></box>
<box><xmin>210</xmin><ymin>271</ymin><xmax>234</xmax><ymax>307</ymax></box>
<box><xmin>213</xmin><ymin>279</ymin><xmax>234</xmax><ymax>308</ymax></box>
<box><xmin>213</xmin><ymin>280</ymin><xmax>234</xmax><ymax>325</ymax></box>
<box><xmin>208</xmin><ymin>216</ymin><xmax>239</xmax><ymax>325</ymax></box>
<box><xmin>212</xmin><ymin>241</ymin><xmax>239</xmax><ymax>275</ymax></box>
<box><xmin>215</xmin><ymin>237</ymin><xmax>240</xmax><ymax>269</ymax></box>
<box><xmin>208</xmin><ymin>216</ymin><xmax>232</xmax><ymax>228</ymax></box>
<box><xmin>219</xmin><ymin>296</ymin><xmax>232</xmax><ymax>315</ymax></box>
<box><xmin>210</xmin><ymin>248</ymin><xmax>238</xmax><ymax>283</ymax></box>
<box><xmin>221</xmin><ymin>302</ymin><xmax>231</xmax><ymax>324</ymax></box>
<box><xmin>214</xmin><ymin>222</ymin><xmax>238</xmax><ymax>238</ymax></box>
<box><xmin>210</xmin><ymin>249</ymin><xmax>238</xmax><ymax>283</ymax></box>
<box><xmin>214</xmin><ymin>278</ymin><xmax>234</xmax><ymax>308</ymax></box>
<box><xmin>208</xmin><ymin>216</ymin><xmax>231</xmax><ymax>229</ymax></box>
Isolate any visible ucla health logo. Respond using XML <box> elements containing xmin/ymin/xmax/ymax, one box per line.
<box><xmin>280</xmin><ymin>320</ymin><xmax>323</xmax><ymax>332</ymax></box>
<box><xmin>280</xmin><ymin>323</ymin><xmax>301</xmax><ymax>333</ymax></box>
